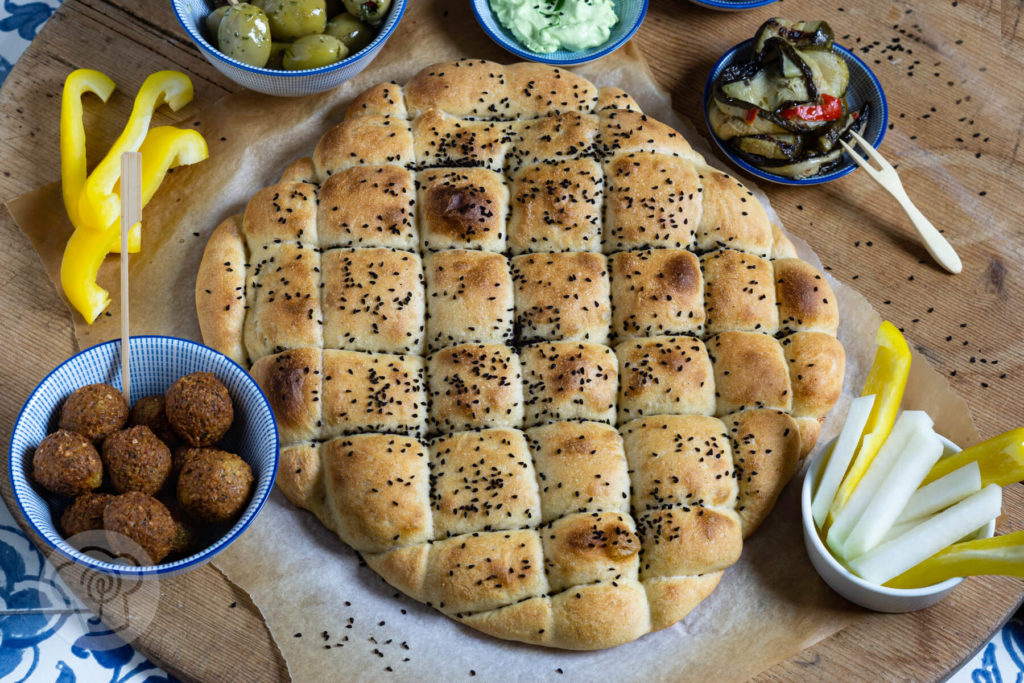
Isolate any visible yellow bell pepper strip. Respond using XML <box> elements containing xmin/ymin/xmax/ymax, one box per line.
<box><xmin>884</xmin><ymin>530</ymin><xmax>1024</xmax><ymax>589</ymax></box>
<box><xmin>61</xmin><ymin>126</ymin><xmax>209</xmax><ymax>324</ymax></box>
<box><xmin>77</xmin><ymin>70</ymin><xmax>194</xmax><ymax>231</ymax></box>
<box><xmin>60</xmin><ymin>69</ymin><xmax>116</xmax><ymax>229</ymax></box>
<box><xmin>923</xmin><ymin>427</ymin><xmax>1024</xmax><ymax>488</ymax></box>
<box><xmin>826</xmin><ymin>321</ymin><xmax>911</xmax><ymax>526</ymax></box>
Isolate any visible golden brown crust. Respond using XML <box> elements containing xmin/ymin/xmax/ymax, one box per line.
<box><xmin>503</xmin><ymin>62</ymin><xmax>599</xmax><ymax>119</ymax></box>
<box><xmin>596</xmin><ymin>86</ymin><xmax>641</xmax><ymax>112</ymax></box>
<box><xmin>774</xmin><ymin>258</ymin><xmax>839</xmax><ymax>335</ymax></box>
<box><xmin>610</xmin><ymin>248</ymin><xmax>705</xmax><ymax>341</ymax></box>
<box><xmin>541</xmin><ymin>511</ymin><xmax>639</xmax><ymax>592</ymax></box>
<box><xmin>781</xmin><ymin>332</ymin><xmax>845</xmax><ymax>419</ymax></box>
<box><xmin>344</xmin><ymin>82</ymin><xmax>407</xmax><ymax>119</ymax></box>
<box><xmin>511</xmin><ymin>252</ymin><xmax>611</xmax><ymax>343</ymax></box>
<box><xmin>598</xmin><ymin>109</ymin><xmax>701</xmax><ymax>162</ymax></box>
<box><xmin>320</xmin><ymin>350</ymin><xmax>426</xmax><ymax>439</ymax></box>
<box><xmin>196</xmin><ymin>215</ymin><xmax>248</xmax><ymax>366</ymax></box>
<box><xmin>279</xmin><ymin>157</ymin><xmax>317</xmax><ymax>183</ymax></box>
<box><xmin>621</xmin><ymin>414</ymin><xmax>737</xmax><ymax>513</ymax></box>
<box><xmin>700</xmin><ymin>248</ymin><xmax>779</xmax><ymax>336</ymax></box>
<box><xmin>412</xmin><ymin>109</ymin><xmax>512</xmax><ymax>172</ymax></box>
<box><xmin>795</xmin><ymin>415</ymin><xmax>823</xmax><ymax>460</ymax></box>
<box><xmin>506</xmin><ymin>112</ymin><xmax>598</xmax><ymax>174</ymax></box>
<box><xmin>723</xmin><ymin>409</ymin><xmax>803</xmax><ymax>537</ymax></box>
<box><xmin>424</xmin><ymin>250</ymin><xmax>513</xmax><ymax>351</ymax></box>
<box><xmin>317</xmin><ymin>165</ymin><xmax>417</xmax><ymax>250</ymax></box>
<box><xmin>707</xmin><ymin>332</ymin><xmax>792</xmax><ymax>415</ymax></box>
<box><xmin>548</xmin><ymin>581</ymin><xmax>650</xmax><ymax>650</ymax></box>
<box><xmin>242</xmin><ymin>182</ymin><xmax>319</xmax><ymax>252</ymax></box>
<box><xmin>506</xmin><ymin>159</ymin><xmax>604</xmax><ymax>255</ymax></box>
<box><xmin>771</xmin><ymin>223</ymin><xmax>798</xmax><ymax>259</ymax></box>
<box><xmin>525</xmin><ymin>421</ymin><xmax>629</xmax><ymax>522</ymax></box>
<box><xmin>695</xmin><ymin>167</ymin><xmax>773</xmax><ymax>257</ymax></box>
<box><xmin>603</xmin><ymin>152</ymin><xmax>702</xmax><ymax>252</ymax></box>
<box><xmin>249</xmin><ymin>348</ymin><xmax>323</xmax><ymax>445</ymax></box>
<box><xmin>321</xmin><ymin>248</ymin><xmax>425</xmax><ymax>355</ymax></box>
<box><xmin>405</xmin><ymin>59</ymin><xmax>509</xmax><ymax>120</ymax></box>
<box><xmin>276</xmin><ymin>443</ymin><xmax>323</xmax><ymax>512</ymax></box>
<box><xmin>458</xmin><ymin>595</ymin><xmax>553</xmax><ymax>647</ymax></box>
<box><xmin>636</xmin><ymin>506</ymin><xmax>743</xmax><ymax>579</ymax></box>
<box><xmin>363</xmin><ymin>544</ymin><xmax>430</xmax><ymax>603</ymax></box>
<box><xmin>643</xmin><ymin>573</ymin><xmax>722</xmax><ymax>632</ymax></box>
<box><xmin>417</xmin><ymin>167</ymin><xmax>509</xmax><ymax>252</ymax></box>
<box><xmin>425</xmin><ymin>343</ymin><xmax>523</xmax><ymax>434</ymax></box>
<box><xmin>313</xmin><ymin>115</ymin><xmax>414</xmax><ymax>181</ymax></box>
<box><xmin>616</xmin><ymin>336</ymin><xmax>716</xmax><ymax>422</ymax></box>
<box><xmin>520</xmin><ymin>341</ymin><xmax>618</xmax><ymax>427</ymax></box>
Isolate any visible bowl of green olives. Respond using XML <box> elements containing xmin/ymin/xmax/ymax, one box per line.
<box><xmin>172</xmin><ymin>0</ymin><xmax>406</xmax><ymax>96</ymax></box>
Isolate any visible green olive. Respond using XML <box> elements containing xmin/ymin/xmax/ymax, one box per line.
<box><xmin>217</xmin><ymin>3</ymin><xmax>272</xmax><ymax>68</ymax></box>
<box><xmin>205</xmin><ymin>6</ymin><xmax>229</xmax><ymax>38</ymax></box>
<box><xmin>282</xmin><ymin>34</ymin><xmax>347</xmax><ymax>70</ymax></box>
<box><xmin>342</xmin><ymin>0</ymin><xmax>390</xmax><ymax>27</ymax></box>
<box><xmin>266</xmin><ymin>41</ymin><xmax>291</xmax><ymax>69</ymax></box>
<box><xmin>262</xmin><ymin>0</ymin><xmax>327</xmax><ymax>42</ymax></box>
<box><xmin>324</xmin><ymin>12</ymin><xmax>373</xmax><ymax>53</ymax></box>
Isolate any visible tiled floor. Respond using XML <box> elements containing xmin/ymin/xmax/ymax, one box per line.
<box><xmin>0</xmin><ymin>2</ymin><xmax>1020</xmax><ymax>681</ymax></box>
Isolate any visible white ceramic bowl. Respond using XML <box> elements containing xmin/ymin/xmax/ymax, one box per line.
<box><xmin>170</xmin><ymin>0</ymin><xmax>407</xmax><ymax>96</ymax></box>
<box><xmin>9</xmin><ymin>336</ymin><xmax>279</xmax><ymax>578</ymax></box>
<box><xmin>801</xmin><ymin>434</ymin><xmax>996</xmax><ymax>613</ymax></box>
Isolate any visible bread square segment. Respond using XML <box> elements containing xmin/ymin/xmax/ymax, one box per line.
<box><xmin>242</xmin><ymin>182</ymin><xmax>319</xmax><ymax>252</ymax></box>
<box><xmin>616</xmin><ymin>336</ymin><xmax>716</xmax><ymax>423</ymax></box>
<box><xmin>507</xmin><ymin>159</ymin><xmax>604</xmax><ymax>255</ymax></box>
<box><xmin>506</xmin><ymin>112</ymin><xmax>598</xmax><ymax>174</ymax></box>
<box><xmin>424</xmin><ymin>250</ymin><xmax>514</xmax><ymax>351</ymax></box>
<box><xmin>512</xmin><ymin>252</ymin><xmax>611</xmax><ymax>344</ymax></box>
<box><xmin>610</xmin><ymin>248</ymin><xmax>704</xmax><ymax>341</ymax></box>
<box><xmin>426</xmin><ymin>343</ymin><xmax>524</xmax><ymax>434</ymax></box>
<box><xmin>418</xmin><ymin>168</ymin><xmax>509</xmax><ymax>252</ymax></box>
<box><xmin>321</xmin><ymin>248</ymin><xmax>425</xmax><ymax>355</ymax></box>
<box><xmin>540</xmin><ymin>511</ymin><xmax>640</xmax><ymax>593</ymax></box>
<box><xmin>412</xmin><ymin>109</ymin><xmax>512</xmax><ymax>172</ymax></box>
<box><xmin>636</xmin><ymin>506</ymin><xmax>743</xmax><ymax>579</ymax></box>
<box><xmin>525</xmin><ymin>421</ymin><xmax>630</xmax><ymax>522</ymax></box>
<box><xmin>695</xmin><ymin>168</ymin><xmax>773</xmax><ymax>257</ymax></box>
<box><xmin>427</xmin><ymin>428</ymin><xmax>540</xmax><ymax>538</ymax></box>
<box><xmin>520</xmin><ymin>341</ymin><xmax>618</xmax><ymax>428</ymax></box>
<box><xmin>707</xmin><ymin>331</ymin><xmax>792</xmax><ymax>415</ymax></box>
<box><xmin>313</xmin><ymin>115</ymin><xmax>414</xmax><ymax>180</ymax></box>
<box><xmin>320</xmin><ymin>350</ymin><xmax>427</xmax><ymax>438</ymax></box>
<box><xmin>317</xmin><ymin>165</ymin><xmax>417</xmax><ymax>250</ymax></box>
<box><xmin>700</xmin><ymin>248</ymin><xmax>778</xmax><ymax>336</ymax></box>
<box><xmin>244</xmin><ymin>242</ymin><xmax>323</xmax><ymax>361</ymax></box>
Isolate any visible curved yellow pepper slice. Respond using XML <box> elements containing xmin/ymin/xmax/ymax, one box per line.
<box><xmin>61</xmin><ymin>126</ymin><xmax>209</xmax><ymax>324</ymax></box>
<box><xmin>885</xmin><ymin>531</ymin><xmax>1024</xmax><ymax>589</ymax></box>
<box><xmin>60</xmin><ymin>69</ymin><xmax>116</xmax><ymax>229</ymax></box>
<box><xmin>924</xmin><ymin>427</ymin><xmax>1024</xmax><ymax>488</ymax></box>
<box><xmin>77</xmin><ymin>70</ymin><xmax>194</xmax><ymax>231</ymax></box>
<box><xmin>827</xmin><ymin>321</ymin><xmax>911</xmax><ymax>524</ymax></box>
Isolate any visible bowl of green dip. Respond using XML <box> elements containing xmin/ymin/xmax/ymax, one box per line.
<box><xmin>472</xmin><ymin>0</ymin><xmax>648</xmax><ymax>66</ymax></box>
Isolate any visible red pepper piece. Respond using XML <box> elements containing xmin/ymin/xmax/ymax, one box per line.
<box><xmin>780</xmin><ymin>94</ymin><xmax>842</xmax><ymax>122</ymax></box>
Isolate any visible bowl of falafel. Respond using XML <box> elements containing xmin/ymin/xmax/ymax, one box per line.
<box><xmin>9</xmin><ymin>335</ymin><xmax>279</xmax><ymax>577</ymax></box>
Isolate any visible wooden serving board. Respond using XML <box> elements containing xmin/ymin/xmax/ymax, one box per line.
<box><xmin>1</xmin><ymin>0</ymin><xmax>1022</xmax><ymax>680</ymax></box>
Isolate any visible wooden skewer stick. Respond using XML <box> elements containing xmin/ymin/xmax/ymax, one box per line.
<box><xmin>119</xmin><ymin>152</ymin><xmax>142</xmax><ymax>404</ymax></box>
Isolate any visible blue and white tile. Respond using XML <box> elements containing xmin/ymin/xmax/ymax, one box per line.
<box><xmin>0</xmin><ymin>0</ymin><xmax>62</xmax><ymax>83</ymax></box>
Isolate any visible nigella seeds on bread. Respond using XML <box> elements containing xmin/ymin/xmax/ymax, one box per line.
<box><xmin>196</xmin><ymin>59</ymin><xmax>844</xmax><ymax>650</ymax></box>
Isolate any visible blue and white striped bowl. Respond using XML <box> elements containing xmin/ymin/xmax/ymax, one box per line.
<box><xmin>170</xmin><ymin>0</ymin><xmax>407</xmax><ymax>97</ymax></box>
<box><xmin>703</xmin><ymin>38</ymin><xmax>888</xmax><ymax>186</ymax></box>
<box><xmin>687</xmin><ymin>0</ymin><xmax>777</xmax><ymax>11</ymax></box>
<box><xmin>9</xmin><ymin>336</ymin><xmax>279</xmax><ymax>578</ymax></box>
<box><xmin>471</xmin><ymin>0</ymin><xmax>648</xmax><ymax>67</ymax></box>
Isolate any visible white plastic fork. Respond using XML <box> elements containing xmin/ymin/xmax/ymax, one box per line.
<box><xmin>839</xmin><ymin>130</ymin><xmax>963</xmax><ymax>274</ymax></box>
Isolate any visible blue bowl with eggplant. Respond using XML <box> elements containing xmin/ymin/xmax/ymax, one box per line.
<box><xmin>703</xmin><ymin>18</ymin><xmax>887</xmax><ymax>185</ymax></box>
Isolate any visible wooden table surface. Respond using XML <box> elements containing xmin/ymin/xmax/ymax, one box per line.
<box><xmin>1</xmin><ymin>0</ymin><xmax>1022</xmax><ymax>680</ymax></box>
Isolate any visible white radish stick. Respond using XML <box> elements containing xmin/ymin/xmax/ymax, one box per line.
<box><xmin>842</xmin><ymin>426</ymin><xmax>945</xmax><ymax>558</ymax></box>
<box><xmin>119</xmin><ymin>152</ymin><xmax>142</xmax><ymax>404</ymax></box>
<box><xmin>896</xmin><ymin>461</ymin><xmax>982</xmax><ymax>525</ymax></box>
<box><xmin>848</xmin><ymin>483</ymin><xmax>1002</xmax><ymax>585</ymax></box>
<box><xmin>812</xmin><ymin>394</ymin><xmax>876</xmax><ymax>528</ymax></box>
<box><xmin>826</xmin><ymin>410</ymin><xmax>933</xmax><ymax>556</ymax></box>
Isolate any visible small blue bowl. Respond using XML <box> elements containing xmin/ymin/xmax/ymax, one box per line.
<box><xmin>687</xmin><ymin>0</ymin><xmax>777</xmax><ymax>10</ymax></box>
<box><xmin>9</xmin><ymin>336</ymin><xmax>279</xmax><ymax>578</ymax></box>
<box><xmin>471</xmin><ymin>0</ymin><xmax>648</xmax><ymax>66</ymax></box>
<box><xmin>703</xmin><ymin>38</ymin><xmax>888</xmax><ymax>186</ymax></box>
<box><xmin>170</xmin><ymin>0</ymin><xmax>407</xmax><ymax>96</ymax></box>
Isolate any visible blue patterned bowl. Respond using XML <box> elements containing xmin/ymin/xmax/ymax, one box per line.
<box><xmin>471</xmin><ymin>0</ymin><xmax>648</xmax><ymax>66</ymax></box>
<box><xmin>703</xmin><ymin>38</ymin><xmax>888</xmax><ymax>186</ymax></box>
<box><xmin>170</xmin><ymin>0</ymin><xmax>407</xmax><ymax>96</ymax></box>
<box><xmin>9</xmin><ymin>336</ymin><xmax>279</xmax><ymax>578</ymax></box>
<box><xmin>687</xmin><ymin>0</ymin><xmax>777</xmax><ymax>10</ymax></box>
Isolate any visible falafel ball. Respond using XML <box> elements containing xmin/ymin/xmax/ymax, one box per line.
<box><xmin>165</xmin><ymin>373</ymin><xmax>234</xmax><ymax>447</ymax></box>
<box><xmin>61</xmin><ymin>492</ymin><xmax>115</xmax><ymax>537</ymax></box>
<box><xmin>59</xmin><ymin>383</ymin><xmax>128</xmax><ymax>444</ymax></box>
<box><xmin>102</xmin><ymin>426</ymin><xmax>172</xmax><ymax>494</ymax></box>
<box><xmin>130</xmin><ymin>395</ymin><xmax>177</xmax><ymax>445</ymax></box>
<box><xmin>32</xmin><ymin>430</ymin><xmax>103</xmax><ymax>497</ymax></box>
<box><xmin>159</xmin><ymin>495</ymin><xmax>199</xmax><ymax>558</ymax></box>
<box><xmin>102</xmin><ymin>492</ymin><xmax>175</xmax><ymax>564</ymax></box>
<box><xmin>177</xmin><ymin>448</ymin><xmax>254</xmax><ymax>522</ymax></box>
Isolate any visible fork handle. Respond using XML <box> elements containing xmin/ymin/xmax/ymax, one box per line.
<box><xmin>889</xmin><ymin>186</ymin><xmax>963</xmax><ymax>274</ymax></box>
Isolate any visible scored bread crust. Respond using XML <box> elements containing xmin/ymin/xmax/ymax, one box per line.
<box><xmin>196</xmin><ymin>59</ymin><xmax>845</xmax><ymax>651</ymax></box>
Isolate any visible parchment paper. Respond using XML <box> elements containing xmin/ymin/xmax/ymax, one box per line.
<box><xmin>6</xmin><ymin>1</ymin><xmax>979</xmax><ymax>680</ymax></box>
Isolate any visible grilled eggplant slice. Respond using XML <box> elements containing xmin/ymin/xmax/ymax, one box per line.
<box><xmin>733</xmin><ymin>134</ymin><xmax>803</xmax><ymax>160</ymax></box>
<box><xmin>755</xmin><ymin>18</ymin><xmax>834</xmax><ymax>55</ymax></box>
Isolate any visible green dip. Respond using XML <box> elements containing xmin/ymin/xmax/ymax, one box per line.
<box><xmin>489</xmin><ymin>0</ymin><xmax>619</xmax><ymax>54</ymax></box>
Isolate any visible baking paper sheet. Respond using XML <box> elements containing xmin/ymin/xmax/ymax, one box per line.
<box><xmin>6</xmin><ymin>0</ymin><xmax>979</xmax><ymax>679</ymax></box>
